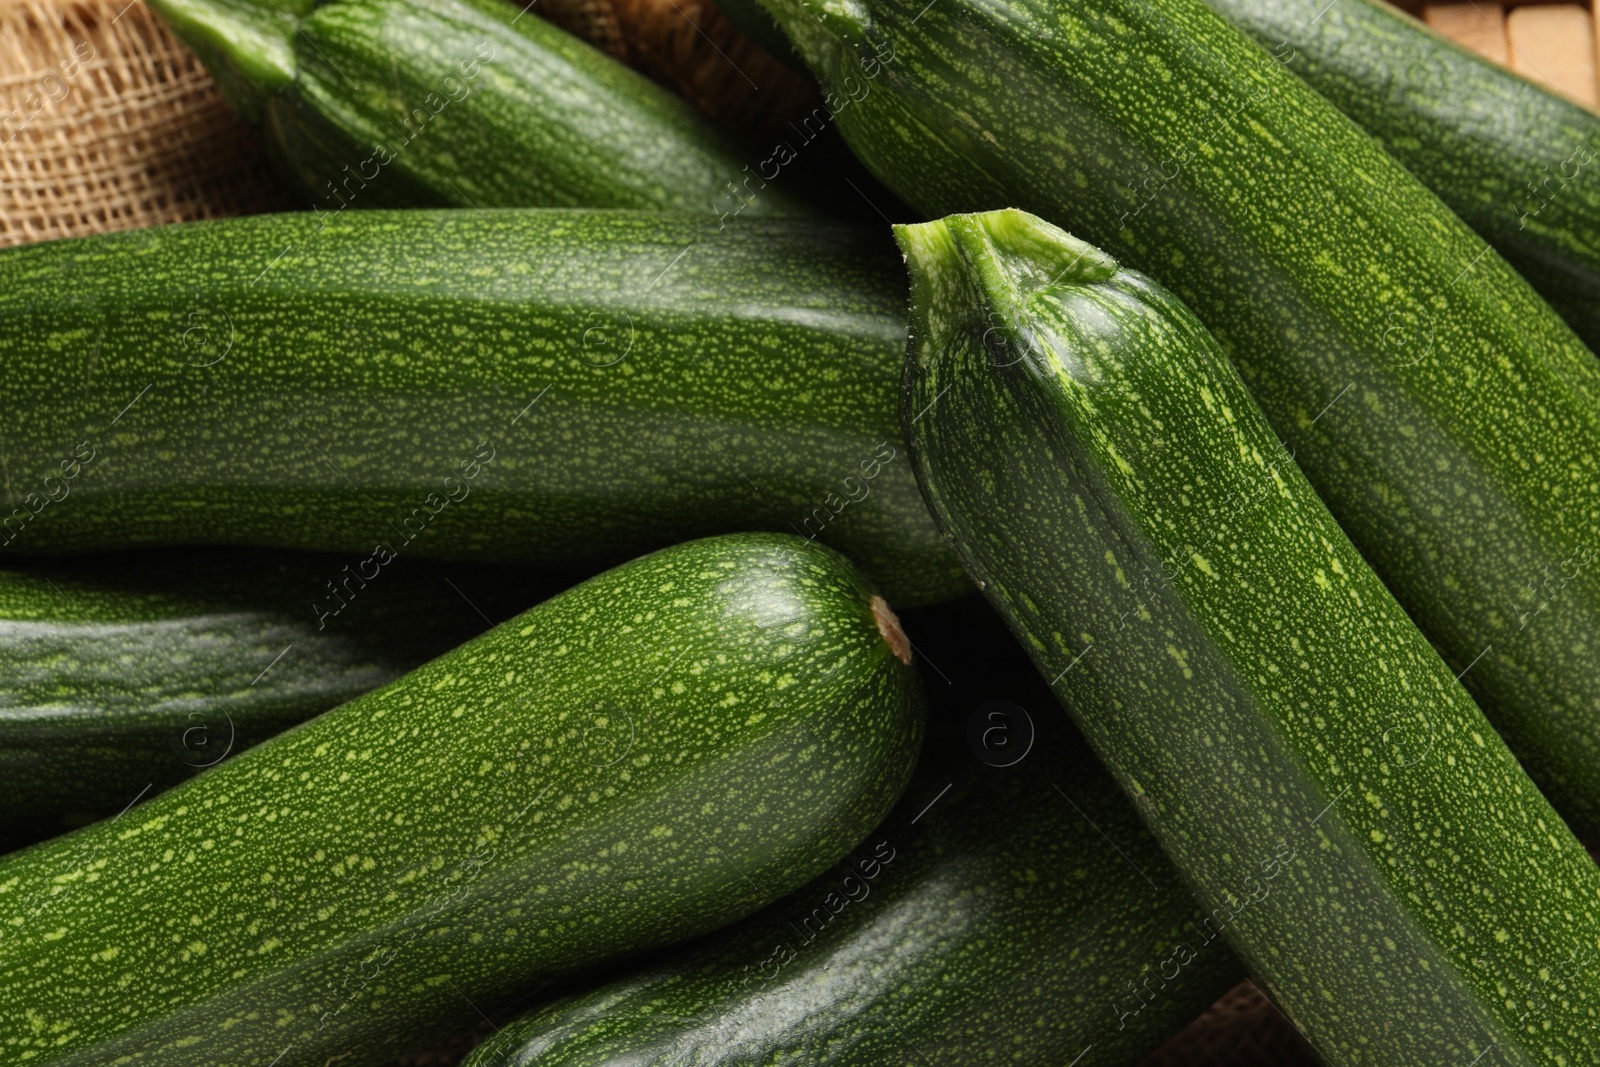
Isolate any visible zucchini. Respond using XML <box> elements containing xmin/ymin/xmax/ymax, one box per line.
<box><xmin>0</xmin><ymin>209</ymin><xmax>966</xmax><ymax>607</ymax></box>
<box><xmin>0</xmin><ymin>533</ymin><xmax>924</xmax><ymax>1067</ymax></box>
<box><xmin>754</xmin><ymin>0</ymin><xmax>1600</xmax><ymax>838</ymax></box>
<box><xmin>0</xmin><ymin>549</ymin><xmax>551</xmax><ymax>850</ymax></box>
<box><xmin>1203</xmin><ymin>0</ymin><xmax>1600</xmax><ymax>350</ymax></box>
<box><xmin>900</xmin><ymin>207</ymin><xmax>1600</xmax><ymax>1066</ymax></box>
<box><xmin>461</xmin><ymin>596</ymin><xmax>1241</xmax><ymax>1067</ymax></box>
<box><xmin>150</xmin><ymin>0</ymin><xmax>805</xmax><ymax>216</ymax></box>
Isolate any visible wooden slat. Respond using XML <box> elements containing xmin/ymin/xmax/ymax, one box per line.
<box><xmin>1507</xmin><ymin>3</ymin><xmax>1598</xmax><ymax>106</ymax></box>
<box><xmin>1424</xmin><ymin>2</ymin><xmax>1509</xmax><ymax>63</ymax></box>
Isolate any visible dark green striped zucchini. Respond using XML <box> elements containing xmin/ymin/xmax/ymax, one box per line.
<box><xmin>902</xmin><ymin>208</ymin><xmax>1600</xmax><ymax>1066</ymax></box>
<box><xmin>0</xmin><ymin>549</ymin><xmax>552</xmax><ymax>850</ymax></box>
<box><xmin>1204</xmin><ymin>0</ymin><xmax>1600</xmax><ymax>350</ymax></box>
<box><xmin>0</xmin><ymin>533</ymin><xmax>924</xmax><ymax>1067</ymax></box>
<box><xmin>150</xmin><ymin>0</ymin><xmax>804</xmax><ymax>216</ymax></box>
<box><xmin>462</xmin><ymin>596</ymin><xmax>1240</xmax><ymax>1067</ymax></box>
<box><xmin>0</xmin><ymin>210</ymin><xmax>966</xmax><ymax>606</ymax></box>
<box><xmin>754</xmin><ymin>0</ymin><xmax>1600</xmax><ymax>838</ymax></box>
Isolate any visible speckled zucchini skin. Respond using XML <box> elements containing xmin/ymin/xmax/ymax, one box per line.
<box><xmin>901</xmin><ymin>210</ymin><xmax>1600</xmax><ymax>1067</ymax></box>
<box><xmin>0</xmin><ymin>533</ymin><xmax>924</xmax><ymax>1066</ymax></box>
<box><xmin>1204</xmin><ymin>0</ymin><xmax>1600</xmax><ymax>350</ymax></box>
<box><xmin>0</xmin><ymin>550</ymin><xmax>551</xmax><ymax>849</ymax></box>
<box><xmin>0</xmin><ymin>209</ymin><xmax>965</xmax><ymax>606</ymax></box>
<box><xmin>459</xmin><ymin>620</ymin><xmax>1239</xmax><ymax>1067</ymax></box>
<box><xmin>753</xmin><ymin>0</ymin><xmax>1600</xmax><ymax>838</ymax></box>
<box><xmin>148</xmin><ymin>0</ymin><xmax>802</xmax><ymax>216</ymax></box>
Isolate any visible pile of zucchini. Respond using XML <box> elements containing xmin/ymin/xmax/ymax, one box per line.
<box><xmin>7</xmin><ymin>0</ymin><xmax>1600</xmax><ymax>1062</ymax></box>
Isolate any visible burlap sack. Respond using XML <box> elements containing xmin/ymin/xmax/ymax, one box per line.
<box><xmin>0</xmin><ymin>0</ymin><xmax>286</xmax><ymax>246</ymax></box>
<box><xmin>0</xmin><ymin>2</ymin><xmax>1320</xmax><ymax>1064</ymax></box>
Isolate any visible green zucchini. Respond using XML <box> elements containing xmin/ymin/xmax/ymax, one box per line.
<box><xmin>901</xmin><ymin>207</ymin><xmax>1600</xmax><ymax>1066</ymax></box>
<box><xmin>754</xmin><ymin>0</ymin><xmax>1600</xmax><ymax>839</ymax></box>
<box><xmin>150</xmin><ymin>0</ymin><xmax>804</xmax><ymax>216</ymax></box>
<box><xmin>1203</xmin><ymin>0</ymin><xmax>1600</xmax><ymax>350</ymax></box>
<box><xmin>0</xmin><ymin>209</ymin><xmax>966</xmax><ymax>607</ymax></box>
<box><xmin>0</xmin><ymin>533</ymin><xmax>923</xmax><ymax>1066</ymax></box>
<box><xmin>0</xmin><ymin>549</ymin><xmax>553</xmax><ymax>850</ymax></box>
<box><xmin>460</xmin><ymin>596</ymin><xmax>1241</xmax><ymax>1067</ymax></box>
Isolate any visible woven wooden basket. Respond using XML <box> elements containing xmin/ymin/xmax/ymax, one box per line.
<box><xmin>1396</xmin><ymin>0</ymin><xmax>1600</xmax><ymax>108</ymax></box>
